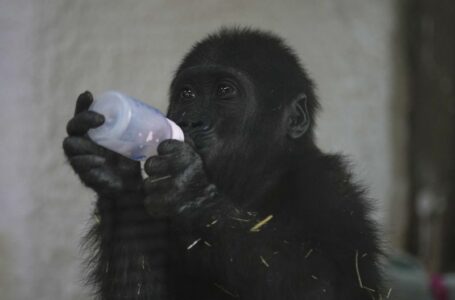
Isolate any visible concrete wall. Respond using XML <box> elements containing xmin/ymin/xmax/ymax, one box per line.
<box><xmin>0</xmin><ymin>0</ymin><xmax>405</xmax><ymax>299</ymax></box>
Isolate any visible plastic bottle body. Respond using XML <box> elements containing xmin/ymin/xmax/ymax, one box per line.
<box><xmin>88</xmin><ymin>91</ymin><xmax>184</xmax><ymax>161</ymax></box>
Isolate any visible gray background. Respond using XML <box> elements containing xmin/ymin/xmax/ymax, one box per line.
<box><xmin>0</xmin><ymin>0</ymin><xmax>408</xmax><ymax>299</ymax></box>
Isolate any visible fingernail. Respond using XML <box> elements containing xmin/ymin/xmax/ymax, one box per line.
<box><xmin>144</xmin><ymin>159</ymin><xmax>152</xmax><ymax>172</ymax></box>
<box><xmin>84</xmin><ymin>91</ymin><xmax>93</xmax><ymax>100</ymax></box>
<box><xmin>96</xmin><ymin>114</ymin><xmax>105</xmax><ymax>124</ymax></box>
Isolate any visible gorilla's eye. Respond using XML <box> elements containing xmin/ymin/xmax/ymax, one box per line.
<box><xmin>180</xmin><ymin>87</ymin><xmax>196</xmax><ymax>100</ymax></box>
<box><xmin>217</xmin><ymin>83</ymin><xmax>237</xmax><ymax>98</ymax></box>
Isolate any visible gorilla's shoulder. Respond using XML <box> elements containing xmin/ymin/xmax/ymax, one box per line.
<box><xmin>292</xmin><ymin>151</ymin><xmax>374</xmax><ymax>217</ymax></box>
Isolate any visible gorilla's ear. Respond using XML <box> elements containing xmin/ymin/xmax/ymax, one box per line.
<box><xmin>286</xmin><ymin>93</ymin><xmax>310</xmax><ymax>139</ymax></box>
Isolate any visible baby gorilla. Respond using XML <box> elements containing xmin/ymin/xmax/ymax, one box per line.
<box><xmin>63</xmin><ymin>28</ymin><xmax>382</xmax><ymax>300</ymax></box>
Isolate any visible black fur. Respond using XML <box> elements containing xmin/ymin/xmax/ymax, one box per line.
<box><xmin>64</xmin><ymin>27</ymin><xmax>382</xmax><ymax>300</ymax></box>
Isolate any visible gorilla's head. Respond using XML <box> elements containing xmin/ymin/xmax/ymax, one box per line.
<box><xmin>167</xmin><ymin>28</ymin><xmax>319</xmax><ymax>201</ymax></box>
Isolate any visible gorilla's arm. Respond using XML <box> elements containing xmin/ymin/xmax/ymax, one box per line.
<box><xmin>84</xmin><ymin>192</ymin><xmax>170</xmax><ymax>299</ymax></box>
<box><xmin>144</xmin><ymin>140</ymin><xmax>380</xmax><ymax>299</ymax></box>
<box><xmin>63</xmin><ymin>92</ymin><xmax>169</xmax><ymax>300</ymax></box>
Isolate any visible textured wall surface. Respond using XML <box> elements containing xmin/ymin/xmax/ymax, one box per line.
<box><xmin>0</xmin><ymin>0</ymin><xmax>404</xmax><ymax>299</ymax></box>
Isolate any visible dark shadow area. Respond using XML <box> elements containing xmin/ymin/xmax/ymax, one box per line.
<box><xmin>404</xmin><ymin>0</ymin><xmax>455</xmax><ymax>273</ymax></box>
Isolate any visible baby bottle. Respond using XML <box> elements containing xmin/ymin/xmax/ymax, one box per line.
<box><xmin>88</xmin><ymin>90</ymin><xmax>184</xmax><ymax>161</ymax></box>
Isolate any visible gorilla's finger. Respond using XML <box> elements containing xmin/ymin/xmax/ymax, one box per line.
<box><xmin>156</xmin><ymin>140</ymin><xmax>198</xmax><ymax>171</ymax></box>
<box><xmin>116</xmin><ymin>158</ymin><xmax>141</xmax><ymax>174</ymax></box>
<box><xmin>75</xmin><ymin>91</ymin><xmax>94</xmax><ymax>115</ymax></box>
<box><xmin>143</xmin><ymin>175</ymin><xmax>172</xmax><ymax>194</ymax></box>
<box><xmin>83</xmin><ymin>168</ymin><xmax>123</xmax><ymax>192</ymax></box>
<box><xmin>157</xmin><ymin>139</ymin><xmax>188</xmax><ymax>155</ymax></box>
<box><xmin>69</xmin><ymin>155</ymin><xmax>106</xmax><ymax>173</ymax></box>
<box><xmin>67</xmin><ymin>111</ymin><xmax>105</xmax><ymax>136</ymax></box>
<box><xmin>63</xmin><ymin>136</ymin><xmax>104</xmax><ymax>157</ymax></box>
<box><xmin>144</xmin><ymin>155</ymin><xmax>173</xmax><ymax>176</ymax></box>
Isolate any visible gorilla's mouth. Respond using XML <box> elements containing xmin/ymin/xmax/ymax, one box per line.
<box><xmin>172</xmin><ymin>117</ymin><xmax>215</xmax><ymax>152</ymax></box>
<box><xmin>184</xmin><ymin>127</ymin><xmax>215</xmax><ymax>153</ymax></box>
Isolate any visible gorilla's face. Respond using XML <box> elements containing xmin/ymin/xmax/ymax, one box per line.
<box><xmin>165</xmin><ymin>30</ymin><xmax>314</xmax><ymax>199</ymax></box>
<box><xmin>167</xmin><ymin>65</ymin><xmax>261</xmax><ymax>168</ymax></box>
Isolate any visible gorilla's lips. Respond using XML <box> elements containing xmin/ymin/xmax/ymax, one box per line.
<box><xmin>168</xmin><ymin>113</ymin><xmax>214</xmax><ymax>153</ymax></box>
<box><xmin>182</xmin><ymin>126</ymin><xmax>216</xmax><ymax>154</ymax></box>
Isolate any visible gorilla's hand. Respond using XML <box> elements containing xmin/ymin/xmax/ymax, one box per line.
<box><xmin>63</xmin><ymin>91</ymin><xmax>142</xmax><ymax>196</ymax></box>
<box><xmin>143</xmin><ymin>140</ymin><xmax>217</xmax><ymax>218</ymax></box>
